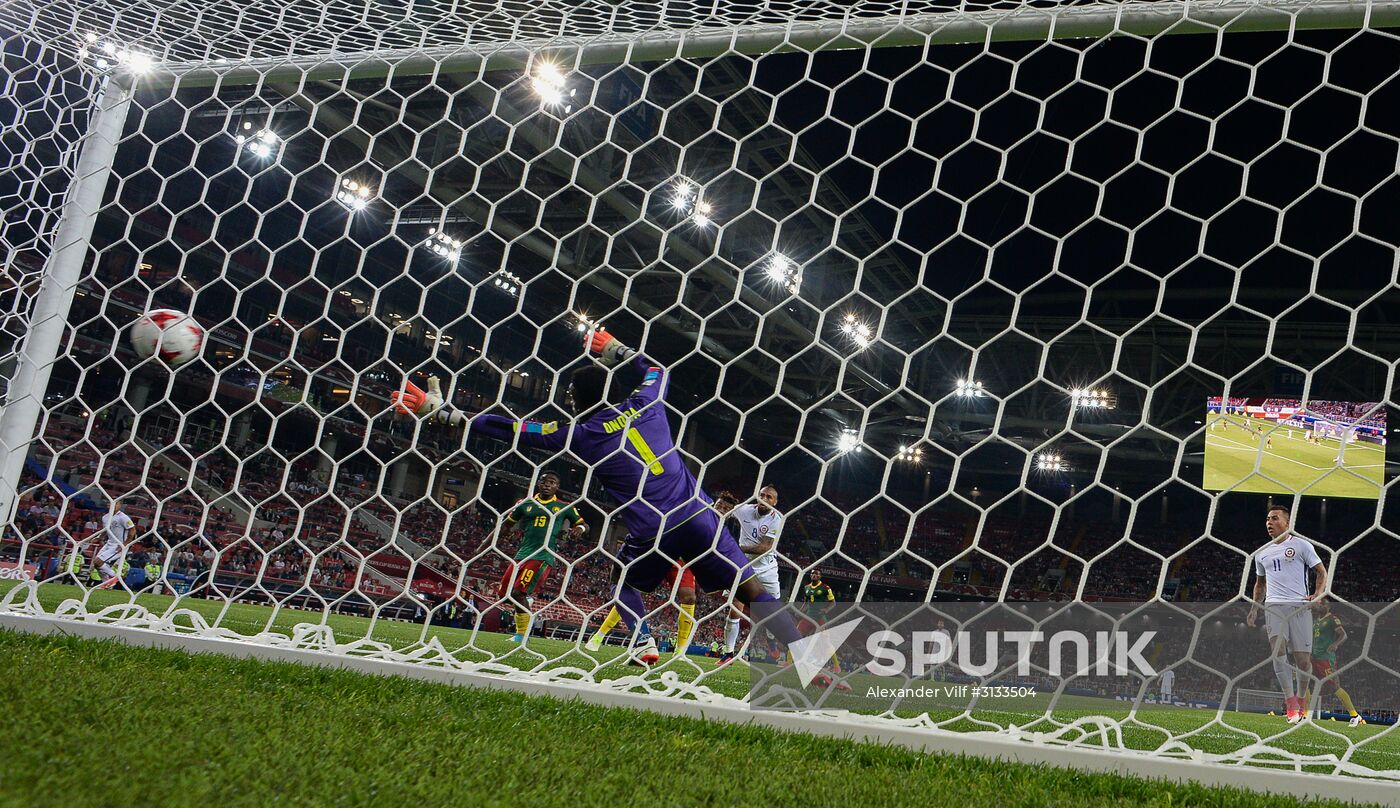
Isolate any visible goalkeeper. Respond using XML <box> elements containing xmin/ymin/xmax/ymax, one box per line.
<box><xmin>393</xmin><ymin>328</ymin><xmax>809</xmax><ymax>664</ymax></box>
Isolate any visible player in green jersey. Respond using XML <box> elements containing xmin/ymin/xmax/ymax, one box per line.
<box><xmin>799</xmin><ymin>569</ymin><xmax>835</xmax><ymax>628</ymax></box>
<box><xmin>496</xmin><ymin>471</ymin><xmax>587</xmax><ymax>642</ymax></box>
<box><xmin>1304</xmin><ymin>597</ymin><xmax>1364</xmax><ymax>726</ymax></box>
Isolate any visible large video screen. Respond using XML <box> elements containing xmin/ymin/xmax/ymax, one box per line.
<box><xmin>1204</xmin><ymin>398</ymin><xmax>1386</xmax><ymax>499</ymax></box>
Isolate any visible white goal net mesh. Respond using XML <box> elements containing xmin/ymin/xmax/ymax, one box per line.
<box><xmin>2</xmin><ymin>0</ymin><xmax>1400</xmax><ymax>786</ymax></box>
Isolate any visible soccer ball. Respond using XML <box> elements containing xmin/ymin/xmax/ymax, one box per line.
<box><xmin>129</xmin><ymin>309</ymin><xmax>204</xmax><ymax>367</ymax></box>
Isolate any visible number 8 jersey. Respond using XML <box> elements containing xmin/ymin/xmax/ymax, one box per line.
<box><xmin>732</xmin><ymin>503</ymin><xmax>783</xmax><ymax>577</ymax></box>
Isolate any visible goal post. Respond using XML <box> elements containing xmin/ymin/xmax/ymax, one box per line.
<box><xmin>3</xmin><ymin>0</ymin><xmax>1400</xmax><ymax>797</ymax></box>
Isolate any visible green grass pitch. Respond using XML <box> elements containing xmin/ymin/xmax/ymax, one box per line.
<box><xmin>4</xmin><ymin>579</ymin><xmax>1399</xmax><ymax>790</ymax></box>
<box><xmin>1203</xmin><ymin>414</ymin><xmax>1384</xmax><ymax>499</ymax></box>
<box><xmin>0</xmin><ymin>628</ymin><xmax>1386</xmax><ymax>807</ymax></box>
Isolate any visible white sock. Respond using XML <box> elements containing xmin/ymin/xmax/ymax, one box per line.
<box><xmin>99</xmin><ymin>563</ymin><xmax>117</xmax><ymax>578</ymax></box>
<box><xmin>725</xmin><ymin>618</ymin><xmax>741</xmax><ymax>653</ymax></box>
<box><xmin>1272</xmin><ymin>655</ymin><xmax>1296</xmax><ymax>697</ymax></box>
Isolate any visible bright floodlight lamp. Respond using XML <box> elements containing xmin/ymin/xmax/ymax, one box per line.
<box><xmin>493</xmin><ymin>270</ymin><xmax>523</xmax><ymax>297</ymax></box>
<box><xmin>335</xmin><ymin>178</ymin><xmax>374</xmax><ymax>211</ymax></box>
<box><xmin>761</xmin><ymin>254</ymin><xmax>801</xmax><ymax>293</ymax></box>
<box><xmin>531</xmin><ymin>62</ymin><xmax>575</xmax><ymax>111</ymax></box>
<box><xmin>423</xmin><ymin>229</ymin><xmax>462</xmax><ymax>262</ymax></box>
<box><xmin>837</xmin><ymin>429</ymin><xmax>862</xmax><ymax>454</ymax></box>
<box><xmin>1071</xmin><ymin>387</ymin><xmax>1117</xmax><ymax>410</ymax></box>
<box><xmin>238</xmin><ymin>128</ymin><xmax>279</xmax><ymax>159</ymax></box>
<box><xmin>671</xmin><ymin>179</ymin><xmax>696</xmax><ymax>210</ymax></box>
<box><xmin>841</xmin><ymin>313</ymin><xmax>874</xmax><ymax>350</ymax></box>
<box><xmin>956</xmin><ymin>379</ymin><xmax>985</xmax><ymax>397</ymax></box>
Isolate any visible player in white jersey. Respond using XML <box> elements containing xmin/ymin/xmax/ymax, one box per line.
<box><xmin>1246</xmin><ymin>505</ymin><xmax>1327</xmax><ymax>724</ymax></box>
<box><xmin>719</xmin><ymin>485</ymin><xmax>783</xmax><ymax>664</ymax></box>
<box><xmin>1158</xmin><ymin>668</ymin><xmax>1175</xmax><ymax>704</ymax></box>
<box><xmin>95</xmin><ymin>500</ymin><xmax>136</xmax><ymax>590</ymax></box>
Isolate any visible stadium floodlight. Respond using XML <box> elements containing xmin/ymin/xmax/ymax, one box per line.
<box><xmin>422</xmin><ymin>228</ymin><xmax>462</xmax><ymax>262</ymax></box>
<box><xmin>956</xmin><ymin>378</ymin><xmax>986</xmax><ymax>398</ymax></box>
<box><xmin>836</xmin><ymin>428</ymin><xmax>863</xmax><ymax>455</ymax></box>
<box><xmin>1036</xmin><ymin>452</ymin><xmax>1067</xmax><ymax>472</ymax></box>
<box><xmin>666</xmin><ymin>179</ymin><xmax>717</xmax><ymax>228</ymax></box>
<box><xmin>120</xmin><ymin>49</ymin><xmax>154</xmax><ymax>73</ymax></box>
<box><xmin>840</xmin><ymin>313</ymin><xmax>875</xmax><ymax>350</ymax></box>
<box><xmin>335</xmin><ymin>178</ymin><xmax>374</xmax><ymax>211</ymax></box>
<box><xmin>896</xmin><ymin>444</ymin><xmax>924</xmax><ymax>463</ymax></box>
<box><xmin>78</xmin><ymin>37</ymin><xmax>154</xmax><ymax>73</ymax></box>
<box><xmin>236</xmin><ymin>127</ymin><xmax>280</xmax><ymax>159</ymax></box>
<box><xmin>574</xmin><ymin>313</ymin><xmax>603</xmax><ymax>333</ymax></box>
<box><xmin>492</xmin><ymin>270</ymin><xmax>523</xmax><ymax>297</ymax></box>
<box><xmin>691</xmin><ymin>198</ymin><xmax>716</xmax><ymax>228</ymax></box>
<box><xmin>671</xmin><ymin>179</ymin><xmax>695</xmax><ymax>209</ymax></box>
<box><xmin>1071</xmin><ymin>388</ymin><xmax>1117</xmax><ymax>410</ymax></box>
<box><xmin>760</xmin><ymin>253</ymin><xmax>802</xmax><ymax>294</ymax></box>
<box><xmin>531</xmin><ymin>62</ymin><xmax>576</xmax><ymax>112</ymax></box>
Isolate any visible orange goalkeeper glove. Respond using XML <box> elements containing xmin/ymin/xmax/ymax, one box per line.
<box><xmin>586</xmin><ymin>329</ymin><xmax>635</xmax><ymax>367</ymax></box>
<box><xmin>390</xmin><ymin>376</ymin><xmax>444</xmax><ymax>417</ymax></box>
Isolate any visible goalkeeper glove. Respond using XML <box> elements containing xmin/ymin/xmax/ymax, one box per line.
<box><xmin>586</xmin><ymin>329</ymin><xmax>635</xmax><ymax>367</ymax></box>
<box><xmin>390</xmin><ymin>376</ymin><xmax>445</xmax><ymax>418</ymax></box>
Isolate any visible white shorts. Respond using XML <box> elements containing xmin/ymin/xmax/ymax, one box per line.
<box><xmin>1264</xmin><ymin>602</ymin><xmax>1313</xmax><ymax>653</ymax></box>
<box><xmin>752</xmin><ymin>566</ymin><xmax>780</xmax><ymax>599</ymax></box>
<box><xmin>97</xmin><ymin>541</ymin><xmax>122</xmax><ymax>564</ymax></box>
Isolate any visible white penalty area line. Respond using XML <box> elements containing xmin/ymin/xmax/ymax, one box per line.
<box><xmin>1</xmin><ymin>613</ymin><xmax>1397</xmax><ymax>806</ymax></box>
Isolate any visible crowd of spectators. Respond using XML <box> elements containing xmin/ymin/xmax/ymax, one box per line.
<box><xmin>6</xmin><ymin>412</ymin><xmax>1400</xmax><ymax>655</ymax></box>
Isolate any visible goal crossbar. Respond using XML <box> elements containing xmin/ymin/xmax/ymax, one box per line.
<box><xmin>118</xmin><ymin>0</ymin><xmax>1400</xmax><ymax>88</ymax></box>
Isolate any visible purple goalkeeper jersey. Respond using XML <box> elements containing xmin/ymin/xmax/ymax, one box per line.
<box><xmin>467</xmin><ymin>354</ymin><xmax>710</xmax><ymax>540</ymax></box>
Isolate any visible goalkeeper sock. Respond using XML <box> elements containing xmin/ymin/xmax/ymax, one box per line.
<box><xmin>1271</xmin><ymin>655</ymin><xmax>1296</xmax><ymax>697</ymax></box>
<box><xmin>593</xmin><ymin>607</ymin><xmax>623</xmax><ymax>643</ymax></box>
<box><xmin>1336</xmin><ymin>687</ymin><xmax>1360</xmax><ymax>717</ymax></box>
<box><xmin>513</xmin><ymin>610</ymin><xmax>531</xmax><ymax>637</ymax></box>
<box><xmin>676</xmin><ymin>603</ymin><xmax>696</xmax><ymax>652</ymax></box>
<box><xmin>748</xmin><ymin>591</ymin><xmax>802</xmax><ymax>647</ymax></box>
<box><xmin>724</xmin><ymin>617</ymin><xmax>741</xmax><ymax>653</ymax></box>
<box><xmin>616</xmin><ymin>586</ymin><xmax>646</xmax><ymax>632</ymax></box>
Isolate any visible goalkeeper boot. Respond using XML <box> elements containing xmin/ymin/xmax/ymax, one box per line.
<box><xmin>510</xmin><ymin>633</ymin><xmax>525</xmax><ymax>644</ymax></box>
<box><xmin>1350</xmin><ymin>715</ymin><xmax>1367</xmax><ymax>727</ymax></box>
<box><xmin>585</xmin><ymin>633</ymin><xmax>604</xmax><ymax>653</ymax></box>
<box><xmin>627</xmin><ymin>636</ymin><xmax>660</xmax><ymax>667</ymax></box>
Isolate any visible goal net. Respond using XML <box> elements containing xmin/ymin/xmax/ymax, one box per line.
<box><xmin>2</xmin><ymin>0</ymin><xmax>1400</xmax><ymax>793</ymax></box>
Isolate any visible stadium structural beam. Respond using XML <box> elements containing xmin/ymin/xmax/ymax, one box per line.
<box><xmin>143</xmin><ymin>0</ymin><xmax>1400</xmax><ymax>88</ymax></box>
<box><xmin>0</xmin><ymin>76</ymin><xmax>133</xmax><ymax>526</ymax></box>
<box><xmin>2</xmin><ymin>612</ymin><xmax>1396</xmax><ymax>806</ymax></box>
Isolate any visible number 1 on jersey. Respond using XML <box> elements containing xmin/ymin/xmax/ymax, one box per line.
<box><xmin>626</xmin><ymin>427</ymin><xmax>665</xmax><ymax>476</ymax></box>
